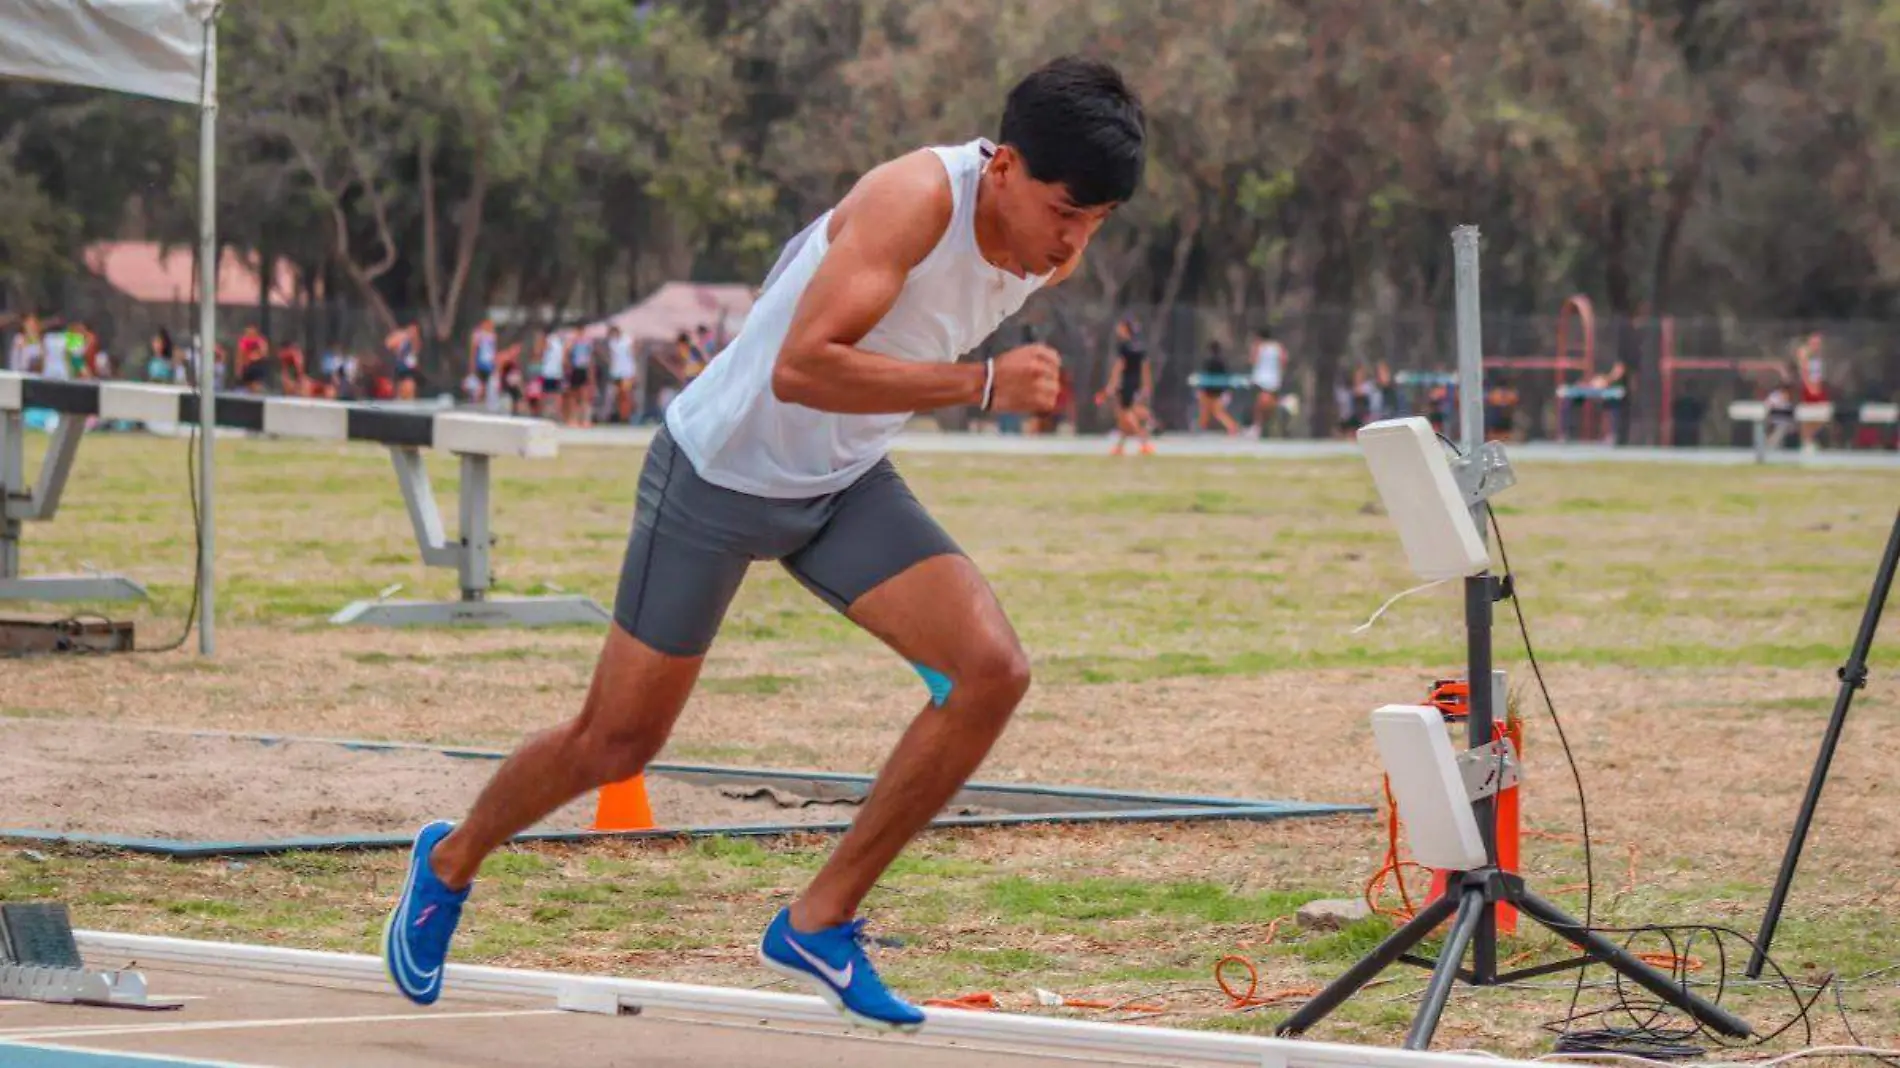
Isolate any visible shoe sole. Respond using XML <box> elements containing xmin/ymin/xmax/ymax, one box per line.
<box><xmin>756</xmin><ymin>949</ymin><xmax>923</xmax><ymax>1035</ymax></box>
<box><xmin>383</xmin><ymin>824</ymin><xmax>449</xmax><ymax>1005</ymax></box>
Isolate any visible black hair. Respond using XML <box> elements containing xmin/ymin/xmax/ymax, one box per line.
<box><xmin>999</xmin><ymin>56</ymin><xmax>1145</xmax><ymax>207</ymax></box>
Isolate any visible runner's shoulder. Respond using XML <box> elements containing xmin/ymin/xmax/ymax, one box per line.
<box><xmin>828</xmin><ymin>149</ymin><xmax>955</xmax><ymax>268</ymax></box>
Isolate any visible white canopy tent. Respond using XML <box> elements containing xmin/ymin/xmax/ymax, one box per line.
<box><xmin>0</xmin><ymin>0</ymin><xmax>222</xmax><ymax>654</ymax></box>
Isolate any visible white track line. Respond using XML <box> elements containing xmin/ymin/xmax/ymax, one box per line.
<box><xmin>0</xmin><ymin>1008</ymin><xmax>561</xmax><ymax>1041</ymax></box>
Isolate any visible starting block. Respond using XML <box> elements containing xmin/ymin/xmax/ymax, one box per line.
<box><xmin>0</xmin><ymin>902</ymin><xmax>181</xmax><ymax>1010</ymax></box>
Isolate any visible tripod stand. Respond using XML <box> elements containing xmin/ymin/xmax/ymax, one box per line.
<box><xmin>1275</xmin><ymin>573</ymin><xmax>1755</xmax><ymax>1049</ymax></box>
<box><xmin>1748</xmin><ymin>506</ymin><xmax>1899</xmax><ymax>978</ymax></box>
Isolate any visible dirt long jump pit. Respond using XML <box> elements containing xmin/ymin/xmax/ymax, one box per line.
<box><xmin>0</xmin><ymin>720</ymin><xmax>1361</xmax><ymax>854</ymax></box>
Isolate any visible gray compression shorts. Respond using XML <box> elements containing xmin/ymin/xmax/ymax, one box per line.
<box><xmin>613</xmin><ymin>426</ymin><xmax>965</xmax><ymax>657</ymax></box>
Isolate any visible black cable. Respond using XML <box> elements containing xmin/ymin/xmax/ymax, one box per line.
<box><xmin>1834</xmin><ymin>975</ymin><xmax>1900</xmax><ymax>1068</ymax></box>
<box><xmin>1483</xmin><ymin>497</ymin><xmax>1835</xmax><ymax>1058</ymax></box>
<box><xmin>135</xmin><ymin>413</ymin><xmax>203</xmax><ymax>653</ymax></box>
<box><xmin>1484</xmin><ymin>499</ymin><xmax>1599</xmax><ymax>1042</ymax></box>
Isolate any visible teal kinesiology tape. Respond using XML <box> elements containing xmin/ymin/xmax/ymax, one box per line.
<box><xmin>912</xmin><ymin>663</ymin><xmax>953</xmax><ymax>707</ymax></box>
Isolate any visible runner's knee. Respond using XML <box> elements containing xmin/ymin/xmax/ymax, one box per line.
<box><xmin>568</xmin><ymin>713</ymin><xmax>670</xmax><ymax>787</ymax></box>
<box><xmin>938</xmin><ymin>637</ymin><xmax>1032</xmax><ymax>715</ymax></box>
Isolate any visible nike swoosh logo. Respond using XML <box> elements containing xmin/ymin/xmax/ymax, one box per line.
<box><xmin>786</xmin><ymin>936</ymin><xmax>854</xmax><ymax>989</ymax></box>
<box><xmin>388</xmin><ymin>849</ymin><xmax>443</xmax><ymax>989</ymax></box>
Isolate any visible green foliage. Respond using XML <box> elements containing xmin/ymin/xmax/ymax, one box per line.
<box><xmin>6</xmin><ymin>0</ymin><xmax>1900</xmax><ymax>346</ymax></box>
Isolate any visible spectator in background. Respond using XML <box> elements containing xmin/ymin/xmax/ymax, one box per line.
<box><xmin>468</xmin><ymin>318</ymin><xmax>499</xmax><ymax>409</ymax></box>
<box><xmin>1484</xmin><ymin>374</ymin><xmax>1520</xmax><ymax>441</ymax></box>
<box><xmin>1337</xmin><ymin>367</ymin><xmax>1363</xmax><ymax>437</ymax></box>
<box><xmin>1764</xmin><ymin>369</ymin><xmax>1797</xmax><ymax>452</ymax></box>
<box><xmin>386</xmin><ymin>322</ymin><xmax>423</xmax><ymax>401</ymax></box>
<box><xmin>496</xmin><ymin>342</ymin><xmax>525</xmax><ymax>415</ymax></box>
<box><xmin>279</xmin><ymin>339</ymin><xmax>311</xmax><ymax>397</ymax></box>
<box><xmin>237</xmin><ymin>324</ymin><xmax>271</xmax><ymax>393</ymax></box>
<box><xmin>1795</xmin><ymin>331</ymin><xmax>1829</xmax><ymax>453</ymax></box>
<box><xmin>679</xmin><ymin>329</ymin><xmax>708</xmax><ymax>383</ymax></box>
<box><xmin>1249</xmin><ymin>327</ymin><xmax>1287</xmax><ymax>437</ymax></box>
<box><xmin>145</xmin><ymin>329</ymin><xmax>177</xmax><ymax>382</ymax></box>
<box><xmin>1558</xmin><ymin>357</ymin><xmax>1627</xmax><ymax>444</ymax></box>
<box><xmin>537</xmin><ymin>328</ymin><xmax>566</xmax><ymax>419</ymax></box>
<box><xmin>64</xmin><ymin>322</ymin><xmax>98</xmax><ymax>380</ymax></box>
<box><xmin>1196</xmin><ymin>339</ymin><xmax>1240</xmax><ymax>435</ymax></box>
<box><xmin>566</xmin><ymin>329</ymin><xmax>595</xmax><ymax>427</ymax></box>
<box><xmin>7</xmin><ymin>317</ymin><xmax>35</xmax><ymax>373</ymax></box>
<box><xmin>607</xmin><ymin>326</ymin><xmax>637</xmax><ymax>424</ymax></box>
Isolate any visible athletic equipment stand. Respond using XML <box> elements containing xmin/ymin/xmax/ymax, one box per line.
<box><xmin>1275</xmin><ymin>227</ymin><xmax>1753</xmax><ymax>1050</ymax></box>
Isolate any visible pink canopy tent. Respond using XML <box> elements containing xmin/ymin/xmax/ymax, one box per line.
<box><xmin>584</xmin><ymin>282</ymin><xmax>754</xmax><ymax>344</ymax></box>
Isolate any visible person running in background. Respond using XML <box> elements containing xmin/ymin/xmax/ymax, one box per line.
<box><xmin>1196</xmin><ymin>339</ymin><xmax>1239</xmax><ymax>435</ymax></box>
<box><xmin>1097</xmin><ymin>315</ymin><xmax>1154</xmax><ymax>455</ymax></box>
<box><xmin>1249</xmin><ymin>327</ymin><xmax>1287</xmax><ymax>437</ymax></box>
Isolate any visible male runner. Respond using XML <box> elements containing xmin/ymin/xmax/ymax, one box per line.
<box><xmin>383</xmin><ymin>56</ymin><xmax>1146</xmax><ymax>1032</ymax></box>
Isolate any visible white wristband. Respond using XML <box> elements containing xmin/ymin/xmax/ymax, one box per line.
<box><xmin>981</xmin><ymin>358</ymin><xmax>996</xmax><ymax>412</ymax></box>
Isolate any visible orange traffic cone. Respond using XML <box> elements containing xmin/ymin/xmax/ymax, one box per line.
<box><xmin>592</xmin><ymin>774</ymin><xmax>655</xmax><ymax>831</ymax></box>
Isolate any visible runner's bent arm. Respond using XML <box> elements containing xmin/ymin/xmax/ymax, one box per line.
<box><xmin>771</xmin><ymin>154</ymin><xmax>987</xmax><ymax>415</ymax></box>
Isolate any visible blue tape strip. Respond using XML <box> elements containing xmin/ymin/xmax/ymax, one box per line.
<box><xmin>912</xmin><ymin>663</ymin><xmax>953</xmax><ymax>707</ymax></box>
<box><xmin>0</xmin><ymin>1041</ymin><xmax>266</xmax><ymax>1067</ymax></box>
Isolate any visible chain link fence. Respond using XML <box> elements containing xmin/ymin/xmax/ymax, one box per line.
<box><xmin>18</xmin><ymin>286</ymin><xmax>1900</xmax><ymax>448</ymax></box>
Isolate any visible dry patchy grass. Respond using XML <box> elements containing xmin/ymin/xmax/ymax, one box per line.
<box><xmin>3</xmin><ymin>433</ymin><xmax>1897</xmax><ymax>1057</ymax></box>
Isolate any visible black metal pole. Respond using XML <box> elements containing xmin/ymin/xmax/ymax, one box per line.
<box><xmin>1747</xmin><ymin>507</ymin><xmax>1900</xmax><ymax>978</ymax></box>
<box><xmin>1465</xmin><ymin>572</ymin><xmax>1498</xmax><ymax>982</ymax></box>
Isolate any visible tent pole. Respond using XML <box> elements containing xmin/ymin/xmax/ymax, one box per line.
<box><xmin>195</xmin><ymin>11</ymin><xmax>217</xmax><ymax>656</ymax></box>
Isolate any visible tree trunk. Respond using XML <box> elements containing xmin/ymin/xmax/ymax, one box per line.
<box><xmin>257</xmin><ymin>235</ymin><xmax>274</xmax><ymax>342</ymax></box>
<box><xmin>419</xmin><ymin>131</ymin><xmax>490</xmax><ymax>351</ymax></box>
<box><xmin>1649</xmin><ymin>115</ymin><xmax>1721</xmax><ymax>315</ymax></box>
<box><xmin>1307</xmin><ymin>207</ymin><xmax>1356</xmax><ymax>438</ymax></box>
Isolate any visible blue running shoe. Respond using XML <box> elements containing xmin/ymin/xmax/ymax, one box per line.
<box><xmin>383</xmin><ymin>820</ymin><xmax>470</xmax><ymax>1006</ymax></box>
<box><xmin>758</xmin><ymin>908</ymin><xmax>925</xmax><ymax>1033</ymax></box>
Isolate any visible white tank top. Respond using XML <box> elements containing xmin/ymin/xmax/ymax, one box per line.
<box><xmin>665</xmin><ymin>138</ymin><xmax>1049</xmax><ymax>498</ymax></box>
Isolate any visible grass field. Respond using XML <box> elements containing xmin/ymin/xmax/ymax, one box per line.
<box><xmin>4</xmin><ymin>430</ymin><xmax>1897</xmax><ymax>1058</ymax></box>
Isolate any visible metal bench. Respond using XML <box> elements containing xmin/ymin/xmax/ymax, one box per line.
<box><xmin>1728</xmin><ymin>400</ymin><xmax>1835</xmax><ymax>462</ymax></box>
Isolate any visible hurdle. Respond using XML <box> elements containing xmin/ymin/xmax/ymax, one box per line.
<box><xmin>1</xmin><ymin>375</ymin><xmax>152</xmax><ymax>602</ymax></box>
<box><xmin>0</xmin><ymin>372</ymin><xmax>610</xmax><ymax>627</ymax></box>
